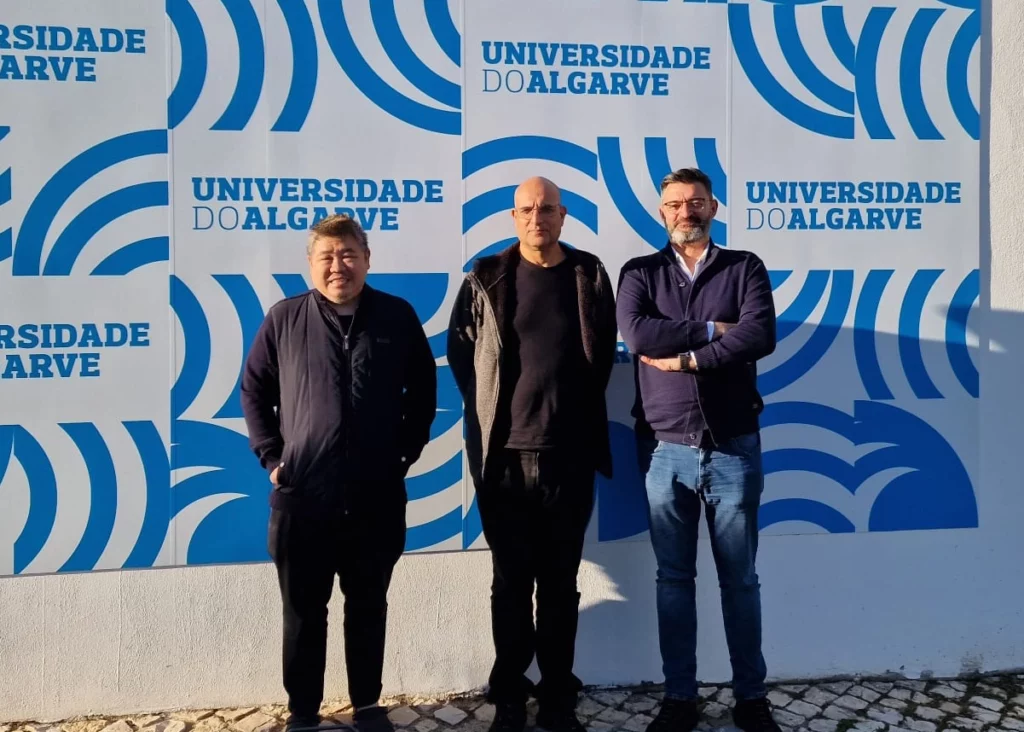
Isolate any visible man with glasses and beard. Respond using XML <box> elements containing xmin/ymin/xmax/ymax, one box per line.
<box><xmin>615</xmin><ymin>169</ymin><xmax>779</xmax><ymax>732</ymax></box>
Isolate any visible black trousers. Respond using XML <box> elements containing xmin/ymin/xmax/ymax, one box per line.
<box><xmin>268</xmin><ymin>503</ymin><xmax>406</xmax><ymax>718</ymax></box>
<box><xmin>477</xmin><ymin>449</ymin><xmax>596</xmax><ymax>710</ymax></box>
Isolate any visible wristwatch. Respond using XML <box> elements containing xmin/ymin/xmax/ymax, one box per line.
<box><xmin>679</xmin><ymin>351</ymin><xmax>695</xmax><ymax>372</ymax></box>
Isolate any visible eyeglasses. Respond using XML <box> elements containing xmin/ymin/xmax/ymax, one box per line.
<box><xmin>515</xmin><ymin>204</ymin><xmax>560</xmax><ymax>218</ymax></box>
<box><xmin>662</xmin><ymin>198</ymin><xmax>709</xmax><ymax>212</ymax></box>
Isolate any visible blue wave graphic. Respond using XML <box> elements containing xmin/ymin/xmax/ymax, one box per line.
<box><xmin>463</xmin><ymin>136</ymin><xmax>598</xmax><ymax>179</ymax></box>
<box><xmin>425</xmin><ymin>0</ymin><xmax>461</xmax><ymax>66</ymax></box>
<box><xmin>759</xmin><ymin>271</ymin><xmax>853</xmax><ymax>396</ymax></box>
<box><xmin>599</xmin><ymin>136</ymin><xmax>728</xmax><ymax>248</ymax></box>
<box><xmin>91</xmin><ymin>236</ymin><xmax>170</xmax><ymax>276</ymax></box>
<box><xmin>463</xmin><ymin>186</ymin><xmax>597</xmax><ymax>237</ymax></box>
<box><xmin>58</xmin><ymin>424</ymin><xmax>118</xmax><ymax>572</ymax></box>
<box><xmin>319</xmin><ymin>0</ymin><xmax>460</xmax><ymax>135</ymax></box>
<box><xmin>945</xmin><ymin>269</ymin><xmax>979</xmax><ymax>398</ymax></box>
<box><xmin>167</xmin><ymin>0</ymin><xmax>207</xmax><ymax>129</ymax></box>
<box><xmin>729</xmin><ymin>2</ymin><xmax>979</xmax><ymax>140</ymax></box>
<box><xmin>123</xmin><ymin>421</ymin><xmax>172</xmax><ymax>569</ymax></box>
<box><xmin>273</xmin><ymin>0</ymin><xmax>319</xmax><ymax>132</ymax></box>
<box><xmin>4</xmin><ymin>427</ymin><xmax>58</xmax><ymax>574</ymax></box>
<box><xmin>211</xmin><ymin>0</ymin><xmax>265</xmax><ymax>132</ymax></box>
<box><xmin>854</xmin><ymin>269</ymin><xmax>896</xmax><ymax>400</ymax></box>
<box><xmin>171</xmin><ymin>275</ymin><xmax>212</xmax><ymax>419</ymax></box>
<box><xmin>12</xmin><ymin>130</ymin><xmax>168</xmax><ymax>277</ymax></box>
<box><xmin>759</xmin><ymin>400</ymin><xmax>977</xmax><ymax>532</ymax></box>
<box><xmin>212</xmin><ymin>275</ymin><xmax>267</xmax><ymax>420</ymax></box>
<box><xmin>0</xmin><ymin>126</ymin><xmax>9</xmax><ymax>262</ymax></box>
<box><xmin>898</xmin><ymin>269</ymin><xmax>944</xmax><ymax>399</ymax></box>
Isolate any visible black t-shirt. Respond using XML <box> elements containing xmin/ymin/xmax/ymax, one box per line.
<box><xmin>500</xmin><ymin>256</ymin><xmax>589</xmax><ymax>450</ymax></box>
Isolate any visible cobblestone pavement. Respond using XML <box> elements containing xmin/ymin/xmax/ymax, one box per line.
<box><xmin>6</xmin><ymin>675</ymin><xmax>1024</xmax><ymax>732</ymax></box>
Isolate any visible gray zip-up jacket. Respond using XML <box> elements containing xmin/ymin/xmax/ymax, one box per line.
<box><xmin>447</xmin><ymin>243</ymin><xmax>617</xmax><ymax>487</ymax></box>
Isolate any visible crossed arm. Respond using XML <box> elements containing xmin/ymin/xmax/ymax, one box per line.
<box><xmin>616</xmin><ymin>256</ymin><xmax>776</xmax><ymax>372</ymax></box>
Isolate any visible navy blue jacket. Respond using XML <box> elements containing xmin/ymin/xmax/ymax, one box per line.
<box><xmin>616</xmin><ymin>243</ymin><xmax>776</xmax><ymax>447</ymax></box>
<box><xmin>240</xmin><ymin>286</ymin><xmax>437</xmax><ymax>515</ymax></box>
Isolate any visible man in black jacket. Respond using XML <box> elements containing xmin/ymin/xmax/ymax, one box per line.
<box><xmin>448</xmin><ymin>177</ymin><xmax>617</xmax><ymax>732</ymax></box>
<box><xmin>241</xmin><ymin>214</ymin><xmax>436</xmax><ymax>732</ymax></box>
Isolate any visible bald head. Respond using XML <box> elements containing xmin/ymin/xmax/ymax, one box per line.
<box><xmin>512</xmin><ymin>176</ymin><xmax>566</xmax><ymax>257</ymax></box>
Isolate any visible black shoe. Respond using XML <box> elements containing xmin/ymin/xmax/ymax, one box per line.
<box><xmin>285</xmin><ymin>714</ymin><xmax>323</xmax><ymax>732</ymax></box>
<box><xmin>646</xmin><ymin>698</ymin><xmax>699</xmax><ymax>732</ymax></box>
<box><xmin>488</xmin><ymin>702</ymin><xmax>527</xmax><ymax>732</ymax></box>
<box><xmin>535</xmin><ymin>706</ymin><xmax>585</xmax><ymax>732</ymax></box>
<box><xmin>353</xmin><ymin>706</ymin><xmax>394</xmax><ymax>732</ymax></box>
<box><xmin>733</xmin><ymin>698</ymin><xmax>781</xmax><ymax>732</ymax></box>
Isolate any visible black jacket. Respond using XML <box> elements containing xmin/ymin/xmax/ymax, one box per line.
<box><xmin>241</xmin><ymin>285</ymin><xmax>437</xmax><ymax>514</ymax></box>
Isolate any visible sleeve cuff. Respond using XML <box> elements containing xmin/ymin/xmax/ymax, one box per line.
<box><xmin>707</xmin><ymin>321</ymin><xmax>715</xmax><ymax>341</ymax></box>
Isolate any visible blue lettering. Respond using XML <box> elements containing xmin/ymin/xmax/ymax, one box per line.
<box><xmin>126</xmin><ymin>29</ymin><xmax>146</xmax><ymax>53</ymax></box>
<box><xmin>425</xmin><ymin>180</ymin><xmax>443</xmax><ymax>202</ymax></box>
<box><xmin>130</xmin><ymin>323</ymin><xmax>149</xmax><ymax>347</ymax></box>
<box><xmin>80</xmin><ymin>353</ymin><xmax>101</xmax><ymax>377</ymax></box>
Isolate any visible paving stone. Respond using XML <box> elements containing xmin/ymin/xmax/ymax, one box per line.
<box><xmin>233</xmin><ymin>714</ymin><xmax>276</xmax><ymax>732</ymax></box>
<box><xmin>904</xmin><ymin>719</ymin><xmax>937</xmax><ymax>732</ymax></box>
<box><xmin>889</xmin><ymin>688</ymin><xmax>914</xmax><ymax>701</ymax></box>
<box><xmin>808</xmin><ymin>720</ymin><xmax>839</xmax><ymax>732</ymax></box>
<box><xmin>803</xmin><ymin>689</ymin><xmax>839</xmax><ymax>708</ymax></box>
<box><xmin>434</xmin><ymin>706</ymin><xmax>467</xmax><ymax>726</ymax></box>
<box><xmin>587</xmin><ymin>722</ymin><xmax>614</xmax><ymax>732</ymax></box>
<box><xmin>388</xmin><ymin>707</ymin><xmax>420</xmax><ymax>727</ymax></box>
<box><xmin>972</xmin><ymin>696</ymin><xmax>1006</xmax><ymax>712</ymax></box>
<box><xmin>577</xmin><ymin>699</ymin><xmax>608</xmax><ymax>717</ymax></box>
<box><xmin>864</xmin><ymin>682</ymin><xmax>895</xmax><ymax>694</ymax></box>
<box><xmin>978</xmin><ymin>684</ymin><xmax>1009</xmax><ymax>700</ymax></box>
<box><xmin>897</xmin><ymin>681</ymin><xmax>929</xmax><ymax>692</ymax></box>
<box><xmin>63</xmin><ymin>722</ymin><xmax>108</xmax><ymax>732</ymax></box>
<box><xmin>171</xmin><ymin>711</ymin><xmax>216</xmax><ymax>724</ymax></box>
<box><xmin>948</xmin><ymin>718</ymin><xmax>985</xmax><ymax>731</ymax></box>
<box><xmin>1003</xmin><ymin>720</ymin><xmax>1024</xmax><ymax>732</ymax></box>
<box><xmin>1013</xmin><ymin>697</ymin><xmax>1024</xmax><ymax>707</ymax></box>
<box><xmin>941</xmin><ymin>702</ymin><xmax>964</xmax><ymax>713</ymax></box>
<box><xmin>948</xmin><ymin>681</ymin><xmax>969</xmax><ymax>692</ymax></box>
<box><xmin>778</xmin><ymin>685</ymin><xmax>809</xmax><ymax>695</ymax></box>
<box><xmin>914</xmin><ymin>706</ymin><xmax>946</xmax><ymax>721</ymax></box>
<box><xmin>821</xmin><ymin>683</ymin><xmax>853</xmax><ymax>697</ymax></box>
<box><xmin>787</xmin><ymin>700</ymin><xmax>821</xmax><ymax>718</ymax></box>
<box><xmin>881</xmin><ymin>698</ymin><xmax>909</xmax><ymax>710</ymax></box>
<box><xmin>595</xmin><ymin>708</ymin><xmax>631</xmax><ymax>725</ymax></box>
<box><xmin>592</xmin><ymin>692</ymin><xmax>631</xmax><ymax>708</ymax></box>
<box><xmin>867</xmin><ymin>707</ymin><xmax>904</xmax><ymax>725</ymax></box>
<box><xmin>128</xmin><ymin>717</ymin><xmax>163</xmax><ymax>729</ymax></box>
<box><xmin>648</xmin><ymin>692</ymin><xmax>665</xmax><ymax>702</ymax></box>
<box><xmin>622</xmin><ymin>714</ymin><xmax>654</xmax><ymax>732</ymax></box>
<box><xmin>219</xmin><ymin>709</ymin><xmax>258</xmax><ymax>723</ymax></box>
<box><xmin>772</xmin><ymin>710</ymin><xmax>805</xmax><ymax>728</ymax></box>
<box><xmin>624</xmin><ymin>698</ymin><xmax>657</xmax><ymax>714</ymax></box>
<box><xmin>460</xmin><ymin>721</ymin><xmax>490</xmax><ymax>732</ymax></box>
<box><xmin>100</xmin><ymin>724</ymin><xmax>133</xmax><ymax>732</ymax></box>
<box><xmin>931</xmin><ymin>686</ymin><xmax>964</xmax><ymax>700</ymax></box>
<box><xmin>702</xmin><ymin>702</ymin><xmax>730</xmax><ymax>720</ymax></box>
<box><xmin>413</xmin><ymin>720</ymin><xmax>438</xmax><ymax>732</ymax></box>
<box><xmin>150</xmin><ymin>722</ymin><xmax>187</xmax><ymax>732</ymax></box>
<box><xmin>822</xmin><ymin>706</ymin><xmax>858</xmax><ymax>722</ymax></box>
<box><xmin>833</xmin><ymin>696</ymin><xmax>869</xmax><ymax>712</ymax></box>
<box><xmin>852</xmin><ymin>721</ymin><xmax>885</xmax><ymax>732</ymax></box>
<box><xmin>415</xmin><ymin>705</ymin><xmax>439</xmax><ymax>715</ymax></box>
<box><xmin>698</xmin><ymin>687</ymin><xmax>719</xmax><ymax>700</ymax></box>
<box><xmin>768</xmin><ymin>692</ymin><xmax>794</xmax><ymax>708</ymax></box>
<box><xmin>193</xmin><ymin>720</ymin><xmax>227</xmax><ymax>732</ymax></box>
<box><xmin>912</xmin><ymin>693</ymin><xmax>932</xmax><ymax>705</ymax></box>
<box><xmin>848</xmin><ymin>687</ymin><xmax>881</xmax><ymax>704</ymax></box>
<box><xmin>970</xmin><ymin>707</ymin><xmax>1003</xmax><ymax>724</ymax></box>
<box><xmin>717</xmin><ymin>689</ymin><xmax>735</xmax><ymax>706</ymax></box>
<box><xmin>474</xmin><ymin>705</ymin><xmax>495</xmax><ymax>723</ymax></box>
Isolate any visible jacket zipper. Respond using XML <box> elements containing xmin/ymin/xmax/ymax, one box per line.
<box><xmin>682</xmin><ymin>256</ymin><xmax>719</xmax><ymax>448</ymax></box>
<box><xmin>340</xmin><ymin>305</ymin><xmax>357</xmax><ymax>516</ymax></box>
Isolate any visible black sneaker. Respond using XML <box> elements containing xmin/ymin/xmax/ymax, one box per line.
<box><xmin>488</xmin><ymin>702</ymin><xmax>527</xmax><ymax>732</ymax></box>
<box><xmin>733</xmin><ymin>698</ymin><xmax>781</xmax><ymax>732</ymax></box>
<box><xmin>285</xmin><ymin>714</ymin><xmax>323</xmax><ymax>732</ymax></box>
<box><xmin>353</xmin><ymin>706</ymin><xmax>394</xmax><ymax>732</ymax></box>
<box><xmin>535</xmin><ymin>706</ymin><xmax>585</xmax><ymax>732</ymax></box>
<box><xmin>646</xmin><ymin>698</ymin><xmax>699</xmax><ymax>732</ymax></box>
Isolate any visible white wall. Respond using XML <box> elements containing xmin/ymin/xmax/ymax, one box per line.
<box><xmin>3</xmin><ymin>1</ymin><xmax>1024</xmax><ymax>723</ymax></box>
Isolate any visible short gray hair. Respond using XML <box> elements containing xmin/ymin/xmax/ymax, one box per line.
<box><xmin>660</xmin><ymin>168</ymin><xmax>713</xmax><ymax>198</ymax></box>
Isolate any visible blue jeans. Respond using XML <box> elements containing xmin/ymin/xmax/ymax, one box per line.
<box><xmin>639</xmin><ymin>433</ymin><xmax>768</xmax><ymax>702</ymax></box>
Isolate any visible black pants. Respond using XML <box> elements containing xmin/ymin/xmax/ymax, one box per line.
<box><xmin>268</xmin><ymin>504</ymin><xmax>406</xmax><ymax>718</ymax></box>
<box><xmin>477</xmin><ymin>449</ymin><xmax>596</xmax><ymax>710</ymax></box>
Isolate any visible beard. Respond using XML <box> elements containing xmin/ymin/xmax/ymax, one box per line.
<box><xmin>667</xmin><ymin>217</ymin><xmax>710</xmax><ymax>245</ymax></box>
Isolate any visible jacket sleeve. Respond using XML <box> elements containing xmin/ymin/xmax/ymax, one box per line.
<box><xmin>240</xmin><ymin>313</ymin><xmax>284</xmax><ymax>479</ymax></box>
<box><xmin>691</xmin><ymin>254</ymin><xmax>776</xmax><ymax>369</ymax></box>
<box><xmin>595</xmin><ymin>261</ymin><xmax>618</xmax><ymax>389</ymax></box>
<box><xmin>615</xmin><ymin>264</ymin><xmax>713</xmax><ymax>358</ymax></box>
<box><xmin>399</xmin><ymin>302</ymin><xmax>438</xmax><ymax>471</ymax></box>
<box><xmin>446</xmin><ymin>275</ymin><xmax>478</xmax><ymax>399</ymax></box>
